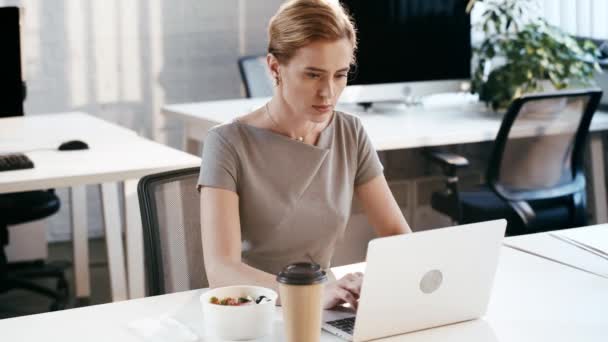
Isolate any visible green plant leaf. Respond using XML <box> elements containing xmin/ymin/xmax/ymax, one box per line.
<box><xmin>470</xmin><ymin>0</ymin><xmax>602</xmax><ymax>108</ymax></box>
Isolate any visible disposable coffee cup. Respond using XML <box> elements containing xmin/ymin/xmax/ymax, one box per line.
<box><xmin>277</xmin><ymin>262</ymin><xmax>328</xmax><ymax>342</ymax></box>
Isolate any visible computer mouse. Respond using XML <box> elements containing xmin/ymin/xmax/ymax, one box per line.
<box><xmin>58</xmin><ymin>140</ymin><xmax>89</xmax><ymax>151</ymax></box>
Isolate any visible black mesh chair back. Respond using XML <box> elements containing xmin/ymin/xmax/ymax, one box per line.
<box><xmin>138</xmin><ymin>167</ymin><xmax>206</xmax><ymax>296</ymax></box>
<box><xmin>237</xmin><ymin>55</ymin><xmax>274</xmax><ymax>98</ymax></box>
<box><xmin>487</xmin><ymin>89</ymin><xmax>603</xmax><ymax>228</ymax></box>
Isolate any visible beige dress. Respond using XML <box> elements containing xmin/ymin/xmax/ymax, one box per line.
<box><xmin>198</xmin><ymin>111</ymin><xmax>383</xmax><ymax>275</ymax></box>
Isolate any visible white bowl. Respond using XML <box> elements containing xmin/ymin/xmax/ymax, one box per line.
<box><xmin>200</xmin><ymin>285</ymin><xmax>278</xmax><ymax>340</ymax></box>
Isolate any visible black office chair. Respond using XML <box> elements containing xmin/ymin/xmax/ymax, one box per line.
<box><xmin>0</xmin><ymin>6</ymin><xmax>68</xmax><ymax>312</ymax></box>
<box><xmin>1</xmin><ymin>192</ymin><xmax>68</xmax><ymax>311</ymax></box>
<box><xmin>428</xmin><ymin>89</ymin><xmax>603</xmax><ymax>236</ymax></box>
<box><xmin>237</xmin><ymin>55</ymin><xmax>274</xmax><ymax>98</ymax></box>
<box><xmin>138</xmin><ymin>167</ymin><xmax>207</xmax><ymax>296</ymax></box>
<box><xmin>137</xmin><ymin>167</ymin><xmax>375</xmax><ymax>296</ymax></box>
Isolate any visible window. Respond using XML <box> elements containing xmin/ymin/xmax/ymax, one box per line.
<box><xmin>539</xmin><ymin>0</ymin><xmax>608</xmax><ymax>39</ymax></box>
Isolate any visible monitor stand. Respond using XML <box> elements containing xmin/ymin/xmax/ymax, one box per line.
<box><xmin>343</xmin><ymin>93</ymin><xmax>479</xmax><ymax>114</ymax></box>
<box><xmin>369</xmin><ymin>101</ymin><xmax>411</xmax><ymax>113</ymax></box>
<box><xmin>340</xmin><ymin>80</ymin><xmax>469</xmax><ymax>108</ymax></box>
<box><xmin>339</xmin><ymin>100</ymin><xmax>412</xmax><ymax>114</ymax></box>
<box><xmin>358</xmin><ymin>102</ymin><xmax>373</xmax><ymax>112</ymax></box>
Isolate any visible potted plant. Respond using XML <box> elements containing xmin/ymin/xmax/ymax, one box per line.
<box><xmin>467</xmin><ymin>0</ymin><xmax>603</xmax><ymax>110</ymax></box>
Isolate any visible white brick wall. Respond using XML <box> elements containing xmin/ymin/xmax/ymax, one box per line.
<box><xmin>1</xmin><ymin>0</ymin><xmax>507</xmax><ymax>242</ymax></box>
<box><xmin>0</xmin><ymin>0</ymin><xmax>282</xmax><ymax>240</ymax></box>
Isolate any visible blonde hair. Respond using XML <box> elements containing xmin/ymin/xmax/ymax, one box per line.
<box><xmin>268</xmin><ymin>0</ymin><xmax>357</xmax><ymax>65</ymax></box>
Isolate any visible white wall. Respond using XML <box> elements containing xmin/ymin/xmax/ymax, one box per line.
<box><xmin>0</xmin><ymin>0</ymin><xmax>282</xmax><ymax>240</ymax></box>
<box><xmin>470</xmin><ymin>1</ymin><xmax>608</xmax><ymax>43</ymax></box>
<box><xmin>539</xmin><ymin>0</ymin><xmax>608</xmax><ymax>39</ymax></box>
<box><xmin>7</xmin><ymin>0</ymin><xmax>603</xmax><ymax>241</ymax></box>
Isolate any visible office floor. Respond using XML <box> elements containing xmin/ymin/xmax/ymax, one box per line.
<box><xmin>0</xmin><ymin>239</ymin><xmax>111</xmax><ymax>319</ymax></box>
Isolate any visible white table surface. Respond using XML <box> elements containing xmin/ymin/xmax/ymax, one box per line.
<box><xmin>0</xmin><ymin>135</ymin><xmax>201</xmax><ymax>193</ymax></box>
<box><xmin>162</xmin><ymin>97</ymin><xmax>608</xmax><ymax>225</ymax></box>
<box><xmin>0</xmin><ymin>112</ymin><xmax>201</xmax><ymax>302</ymax></box>
<box><xmin>0</xmin><ymin>112</ymin><xmax>137</xmax><ymax>150</ymax></box>
<box><xmin>504</xmin><ymin>224</ymin><xmax>608</xmax><ymax>278</ymax></box>
<box><xmin>162</xmin><ymin>97</ymin><xmax>608</xmax><ymax>151</ymax></box>
<box><xmin>2</xmin><ymin>242</ymin><xmax>606</xmax><ymax>342</ymax></box>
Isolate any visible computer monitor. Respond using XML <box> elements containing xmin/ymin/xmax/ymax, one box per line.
<box><xmin>341</xmin><ymin>0</ymin><xmax>472</xmax><ymax>85</ymax></box>
<box><xmin>0</xmin><ymin>7</ymin><xmax>25</xmax><ymax>117</ymax></box>
<box><xmin>337</xmin><ymin>0</ymin><xmax>472</xmax><ymax>106</ymax></box>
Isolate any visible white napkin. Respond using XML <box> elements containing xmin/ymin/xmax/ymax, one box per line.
<box><xmin>127</xmin><ymin>291</ymin><xmax>205</xmax><ymax>342</ymax></box>
<box><xmin>128</xmin><ymin>316</ymin><xmax>200</xmax><ymax>342</ymax></box>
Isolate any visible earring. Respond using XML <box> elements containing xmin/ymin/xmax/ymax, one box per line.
<box><xmin>274</xmin><ymin>75</ymin><xmax>281</xmax><ymax>86</ymax></box>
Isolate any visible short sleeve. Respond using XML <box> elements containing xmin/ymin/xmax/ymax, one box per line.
<box><xmin>354</xmin><ymin>118</ymin><xmax>384</xmax><ymax>186</ymax></box>
<box><xmin>198</xmin><ymin>130</ymin><xmax>239</xmax><ymax>193</ymax></box>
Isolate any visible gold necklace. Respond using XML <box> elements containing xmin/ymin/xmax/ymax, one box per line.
<box><xmin>265</xmin><ymin>103</ymin><xmax>314</xmax><ymax>142</ymax></box>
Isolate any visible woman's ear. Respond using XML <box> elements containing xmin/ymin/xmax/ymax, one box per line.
<box><xmin>267</xmin><ymin>53</ymin><xmax>281</xmax><ymax>86</ymax></box>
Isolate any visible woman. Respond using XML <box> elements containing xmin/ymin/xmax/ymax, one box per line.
<box><xmin>198</xmin><ymin>0</ymin><xmax>411</xmax><ymax>310</ymax></box>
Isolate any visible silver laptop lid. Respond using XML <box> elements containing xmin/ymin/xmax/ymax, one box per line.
<box><xmin>353</xmin><ymin>219</ymin><xmax>506</xmax><ymax>341</ymax></box>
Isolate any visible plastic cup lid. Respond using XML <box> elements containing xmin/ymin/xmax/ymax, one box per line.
<box><xmin>276</xmin><ymin>262</ymin><xmax>328</xmax><ymax>285</ymax></box>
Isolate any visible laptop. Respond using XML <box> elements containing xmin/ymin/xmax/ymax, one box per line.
<box><xmin>322</xmin><ymin>219</ymin><xmax>506</xmax><ymax>341</ymax></box>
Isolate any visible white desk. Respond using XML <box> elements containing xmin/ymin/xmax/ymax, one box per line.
<box><xmin>162</xmin><ymin>98</ymin><xmax>608</xmax><ymax>223</ymax></box>
<box><xmin>0</xmin><ymin>112</ymin><xmax>201</xmax><ymax>301</ymax></box>
<box><xmin>1</xmin><ymin>244</ymin><xmax>606</xmax><ymax>341</ymax></box>
<box><xmin>504</xmin><ymin>224</ymin><xmax>608</xmax><ymax>278</ymax></box>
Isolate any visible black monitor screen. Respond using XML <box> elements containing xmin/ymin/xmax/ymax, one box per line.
<box><xmin>0</xmin><ymin>7</ymin><xmax>23</xmax><ymax>116</ymax></box>
<box><xmin>341</xmin><ymin>0</ymin><xmax>471</xmax><ymax>85</ymax></box>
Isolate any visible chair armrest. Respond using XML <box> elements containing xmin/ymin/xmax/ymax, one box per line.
<box><xmin>426</xmin><ymin>150</ymin><xmax>470</xmax><ymax>177</ymax></box>
<box><xmin>425</xmin><ymin>150</ymin><xmax>470</xmax><ymax>222</ymax></box>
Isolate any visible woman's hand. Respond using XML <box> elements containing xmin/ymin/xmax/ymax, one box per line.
<box><xmin>322</xmin><ymin>272</ymin><xmax>364</xmax><ymax>310</ymax></box>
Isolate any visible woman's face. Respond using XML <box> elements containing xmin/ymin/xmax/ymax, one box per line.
<box><xmin>270</xmin><ymin>38</ymin><xmax>353</xmax><ymax>123</ymax></box>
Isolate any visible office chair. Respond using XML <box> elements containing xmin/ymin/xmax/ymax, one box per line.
<box><xmin>1</xmin><ymin>192</ymin><xmax>68</xmax><ymax>311</ymax></box>
<box><xmin>0</xmin><ymin>6</ymin><xmax>68</xmax><ymax>312</ymax></box>
<box><xmin>427</xmin><ymin>89</ymin><xmax>603</xmax><ymax>236</ymax></box>
<box><xmin>237</xmin><ymin>55</ymin><xmax>274</xmax><ymax>98</ymax></box>
<box><xmin>137</xmin><ymin>167</ymin><xmax>375</xmax><ymax>296</ymax></box>
<box><xmin>138</xmin><ymin>167</ymin><xmax>207</xmax><ymax>296</ymax></box>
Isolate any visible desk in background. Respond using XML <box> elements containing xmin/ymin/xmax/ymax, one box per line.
<box><xmin>504</xmin><ymin>224</ymin><xmax>608</xmax><ymax>278</ymax></box>
<box><xmin>1</xmin><ymin>231</ymin><xmax>607</xmax><ymax>341</ymax></box>
<box><xmin>0</xmin><ymin>112</ymin><xmax>201</xmax><ymax>301</ymax></box>
<box><xmin>162</xmin><ymin>98</ymin><xmax>608</xmax><ymax>224</ymax></box>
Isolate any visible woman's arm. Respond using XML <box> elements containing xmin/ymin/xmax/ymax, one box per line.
<box><xmin>355</xmin><ymin>175</ymin><xmax>412</xmax><ymax>237</ymax></box>
<box><xmin>200</xmin><ymin>187</ymin><xmax>278</xmax><ymax>292</ymax></box>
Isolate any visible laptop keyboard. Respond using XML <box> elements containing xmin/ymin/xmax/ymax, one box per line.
<box><xmin>326</xmin><ymin>317</ymin><xmax>356</xmax><ymax>335</ymax></box>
